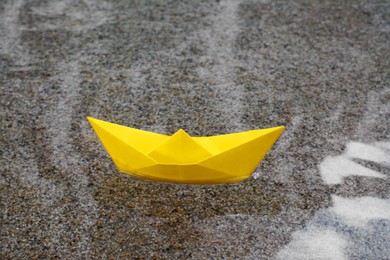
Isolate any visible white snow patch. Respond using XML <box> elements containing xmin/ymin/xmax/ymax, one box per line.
<box><xmin>45</xmin><ymin>61</ymin><xmax>98</xmax><ymax>256</ymax></box>
<box><xmin>197</xmin><ymin>0</ymin><xmax>245</xmax><ymax>131</ymax></box>
<box><xmin>0</xmin><ymin>0</ymin><xmax>23</xmax><ymax>54</ymax></box>
<box><xmin>375</xmin><ymin>141</ymin><xmax>390</xmax><ymax>154</ymax></box>
<box><xmin>120</xmin><ymin>64</ymin><xmax>167</xmax><ymax>133</ymax></box>
<box><xmin>319</xmin><ymin>156</ymin><xmax>386</xmax><ymax>185</ymax></box>
<box><xmin>330</xmin><ymin>195</ymin><xmax>390</xmax><ymax>228</ymax></box>
<box><xmin>276</xmin><ymin>227</ymin><xmax>348</xmax><ymax>260</ymax></box>
<box><xmin>30</xmin><ymin>0</ymin><xmax>112</xmax><ymax>31</ymax></box>
<box><xmin>274</xmin><ymin>115</ymin><xmax>302</xmax><ymax>153</ymax></box>
<box><xmin>278</xmin><ymin>139</ymin><xmax>389</xmax><ymax>259</ymax></box>
<box><xmin>345</xmin><ymin>142</ymin><xmax>390</xmax><ymax>164</ymax></box>
<box><xmin>0</xmin><ymin>0</ymin><xmax>31</xmax><ymax>65</ymax></box>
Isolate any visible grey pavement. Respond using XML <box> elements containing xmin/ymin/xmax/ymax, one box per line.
<box><xmin>0</xmin><ymin>0</ymin><xmax>389</xmax><ymax>259</ymax></box>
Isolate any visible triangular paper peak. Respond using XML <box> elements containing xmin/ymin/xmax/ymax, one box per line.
<box><xmin>148</xmin><ymin>128</ymin><xmax>212</xmax><ymax>164</ymax></box>
<box><xmin>174</xmin><ymin>128</ymin><xmax>189</xmax><ymax>136</ymax></box>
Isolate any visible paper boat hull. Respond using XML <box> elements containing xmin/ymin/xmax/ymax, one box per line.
<box><xmin>88</xmin><ymin>117</ymin><xmax>284</xmax><ymax>184</ymax></box>
<box><xmin>126</xmin><ymin>165</ymin><xmax>247</xmax><ymax>184</ymax></box>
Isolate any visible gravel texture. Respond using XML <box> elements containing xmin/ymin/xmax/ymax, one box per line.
<box><xmin>1</xmin><ymin>0</ymin><xmax>389</xmax><ymax>258</ymax></box>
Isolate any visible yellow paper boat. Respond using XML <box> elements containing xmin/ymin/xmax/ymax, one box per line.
<box><xmin>88</xmin><ymin>117</ymin><xmax>284</xmax><ymax>184</ymax></box>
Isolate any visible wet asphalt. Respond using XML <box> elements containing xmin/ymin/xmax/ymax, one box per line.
<box><xmin>1</xmin><ymin>0</ymin><xmax>389</xmax><ymax>258</ymax></box>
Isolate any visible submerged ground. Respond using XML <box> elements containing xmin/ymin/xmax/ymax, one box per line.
<box><xmin>1</xmin><ymin>0</ymin><xmax>389</xmax><ymax>258</ymax></box>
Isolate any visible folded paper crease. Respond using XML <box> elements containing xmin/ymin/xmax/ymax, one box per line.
<box><xmin>88</xmin><ymin>117</ymin><xmax>285</xmax><ymax>184</ymax></box>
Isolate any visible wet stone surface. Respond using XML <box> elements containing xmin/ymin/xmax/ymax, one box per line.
<box><xmin>0</xmin><ymin>0</ymin><xmax>389</xmax><ymax>258</ymax></box>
